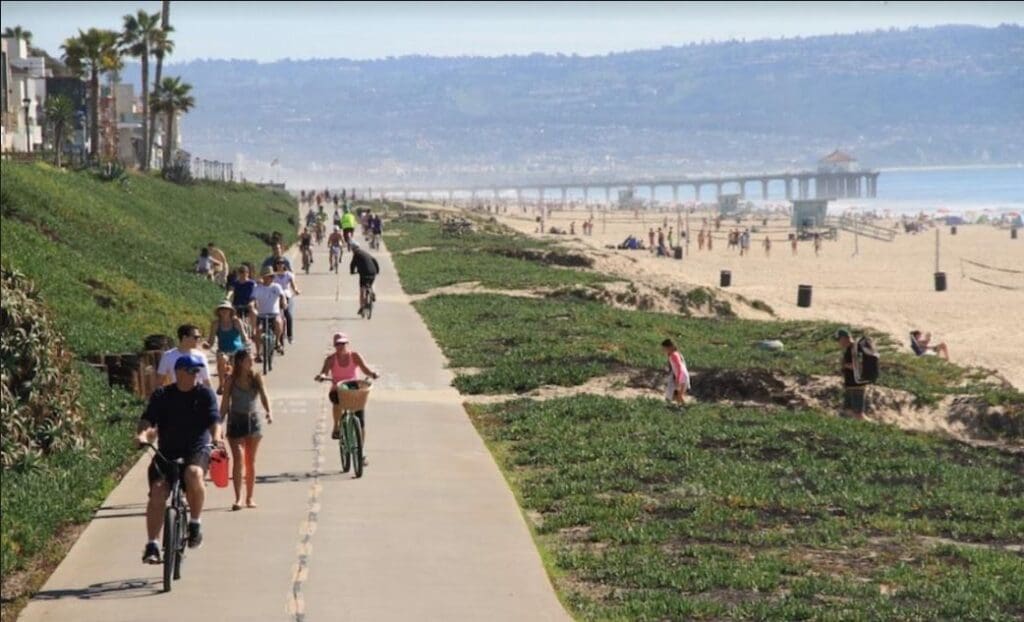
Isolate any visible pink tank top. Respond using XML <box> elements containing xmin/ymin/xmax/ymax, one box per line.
<box><xmin>330</xmin><ymin>353</ymin><xmax>359</xmax><ymax>384</ymax></box>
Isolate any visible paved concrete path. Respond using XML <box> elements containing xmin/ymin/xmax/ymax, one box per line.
<box><xmin>19</xmin><ymin>222</ymin><xmax>569</xmax><ymax>621</ymax></box>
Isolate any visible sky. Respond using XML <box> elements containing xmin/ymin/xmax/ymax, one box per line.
<box><xmin>2</xmin><ymin>1</ymin><xmax>1021</xmax><ymax>62</ymax></box>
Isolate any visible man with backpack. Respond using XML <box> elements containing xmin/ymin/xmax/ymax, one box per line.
<box><xmin>835</xmin><ymin>328</ymin><xmax>879</xmax><ymax>419</ymax></box>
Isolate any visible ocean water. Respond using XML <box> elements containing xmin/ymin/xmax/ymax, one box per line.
<box><xmin>545</xmin><ymin>166</ymin><xmax>1024</xmax><ymax>215</ymax></box>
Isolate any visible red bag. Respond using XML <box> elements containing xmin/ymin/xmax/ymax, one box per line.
<box><xmin>210</xmin><ymin>448</ymin><xmax>230</xmax><ymax>488</ymax></box>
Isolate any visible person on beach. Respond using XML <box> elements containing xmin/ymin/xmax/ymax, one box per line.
<box><xmin>706</xmin><ymin>232</ymin><xmax>713</xmax><ymax>251</ymax></box>
<box><xmin>763</xmin><ymin>236</ymin><xmax>772</xmax><ymax>257</ymax></box>
<box><xmin>667</xmin><ymin>227</ymin><xmax>675</xmax><ymax>248</ymax></box>
<box><xmin>204</xmin><ymin>301</ymin><xmax>249</xmax><ymax>395</ymax></box>
<box><xmin>814</xmin><ymin>233</ymin><xmax>822</xmax><ymax>256</ymax></box>
<box><xmin>570</xmin><ymin>221</ymin><xmax>576</xmax><ymax>235</ymax></box>
<box><xmin>910</xmin><ymin>330</ymin><xmax>950</xmax><ymax>361</ymax></box>
<box><xmin>790</xmin><ymin>233</ymin><xmax>798</xmax><ymax>255</ymax></box>
<box><xmin>219</xmin><ymin>349</ymin><xmax>272</xmax><ymax>510</ymax></box>
<box><xmin>661</xmin><ymin>339</ymin><xmax>690</xmax><ymax>405</ymax></box>
<box><xmin>648</xmin><ymin>228</ymin><xmax>656</xmax><ymax>249</ymax></box>
<box><xmin>836</xmin><ymin>329</ymin><xmax>867</xmax><ymax>419</ymax></box>
<box><xmin>698</xmin><ymin>229</ymin><xmax>706</xmax><ymax>251</ymax></box>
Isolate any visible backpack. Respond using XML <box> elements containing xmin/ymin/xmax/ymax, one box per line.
<box><xmin>856</xmin><ymin>336</ymin><xmax>880</xmax><ymax>384</ymax></box>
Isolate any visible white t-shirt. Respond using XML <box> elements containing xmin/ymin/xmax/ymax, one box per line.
<box><xmin>273</xmin><ymin>272</ymin><xmax>296</xmax><ymax>299</ymax></box>
<box><xmin>156</xmin><ymin>348</ymin><xmax>212</xmax><ymax>386</ymax></box>
<box><xmin>253</xmin><ymin>282</ymin><xmax>285</xmax><ymax>315</ymax></box>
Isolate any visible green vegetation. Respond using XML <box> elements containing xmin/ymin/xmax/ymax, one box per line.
<box><xmin>388</xmin><ymin>207</ymin><xmax>1024</xmax><ymax>619</ymax></box>
<box><xmin>1</xmin><ymin>366</ymin><xmax>139</xmax><ymax>579</ymax></box>
<box><xmin>386</xmin><ymin>213</ymin><xmax>609</xmax><ymax>295</ymax></box>
<box><xmin>1</xmin><ymin>161</ymin><xmax>296</xmax><ymax>355</ymax></box>
<box><xmin>0</xmin><ymin>162</ymin><xmax>296</xmax><ymax>598</ymax></box>
<box><xmin>471</xmin><ymin>396</ymin><xmax>1024</xmax><ymax>620</ymax></box>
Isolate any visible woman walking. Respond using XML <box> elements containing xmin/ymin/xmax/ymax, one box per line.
<box><xmin>204</xmin><ymin>301</ymin><xmax>249</xmax><ymax>394</ymax></box>
<box><xmin>219</xmin><ymin>349</ymin><xmax>272</xmax><ymax>510</ymax></box>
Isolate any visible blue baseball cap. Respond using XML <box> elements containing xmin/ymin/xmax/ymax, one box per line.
<box><xmin>174</xmin><ymin>353</ymin><xmax>206</xmax><ymax>372</ymax></box>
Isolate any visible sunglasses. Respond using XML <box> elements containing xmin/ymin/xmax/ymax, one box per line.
<box><xmin>181</xmin><ymin>367</ymin><xmax>201</xmax><ymax>375</ymax></box>
<box><xmin>189</xmin><ymin>333</ymin><xmax>202</xmax><ymax>339</ymax></box>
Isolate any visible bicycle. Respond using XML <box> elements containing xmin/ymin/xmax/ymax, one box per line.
<box><xmin>301</xmin><ymin>246</ymin><xmax>313</xmax><ymax>274</ymax></box>
<box><xmin>257</xmin><ymin>315</ymin><xmax>276</xmax><ymax>374</ymax></box>
<box><xmin>329</xmin><ymin>244</ymin><xmax>341</xmax><ymax>273</ymax></box>
<box><xmin>316</xmin><ymin>378</ymin><xmax>371</xmax><ymax>478</ymax></box>
<box><xmin>141</xmin><ymin>442</ymin><xmax>215</xmax><ymax>592</ymax></box>
<box><xmin>359</xmin><ymin>282</ymin><xmax>375</xmax><ymax>320</ymax></box>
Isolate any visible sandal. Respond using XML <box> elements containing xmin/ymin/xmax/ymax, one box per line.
<box><xmin>331</xmin><ymin>428</ymin><xmax>340</xmax><ymax>440</ymax></box>
<box><xmin>231</xmin><ymin>503</ymin><xmax>242</xmax><ymax>511</ymax></box>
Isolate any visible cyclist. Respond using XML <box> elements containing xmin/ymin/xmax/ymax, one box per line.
<box><xmin>298</xmin><ymin>227</ymin><xmax>314</xmax><ymax>270</ymax></box>
<box><xmin>360</xmin><ymin>209</ymin><xmax>372</xmax><ymax>240</ymax></box>
<box><xmin>253</xmin><ymin>266</ymin><xmax>287</xmax><ymax>361</ymax></box>
<box><xmin>340</xmin><ymin>208</ymin><xmax>358</xmax><ymax>248</ymax></box>
<box><xmin>370</xmin><ymin>212</ymin><xmax>383</xmax><ymax>248</ymax></box>
<box><xmin>314</xmin><ymin>332</ymin><xmax>379</xmax><ymax>452</ymax></box>
<box><xmin>348</xmin><ymin>240</ymin><xmax>380</xmax><ymax>316</ymax></box>
<box><xmin>305</xmin><ymin>206</ymin><xmax>317</xmax><ymax>229</ymax></box>
<box><xmin>203</xmin><ymin>301</ymin><xmax>248</xmax><ymax>395</ymax></box>
<box><xmin>157</xmin><ymin>324</ymin><xmax>212</xmax><ymax>387</ymax></box>
<box><xmin>261</xmin><ymin>242</ymin><xmax>292</xmax><ymax>273</ymax></box>
<box><xmin>332</xmin><ymin>205</ymin><xmax>342</xmax><ymax>230</ymax></box>
<box><xmin>227</xmin><ymin>264</ymin><xmax>257</xmax><ymax>335</ymax></box>
<box><xmin>327</xmin><ymin>225</ymin><xmax>344</xmax><ymax>272</ymax></box>
<box><xmin>272</xmin><ymin>258</ymin><xmax>301</xmax><ymax>345</ymax></box>
<box><xmin>137</xmin><ymin>353</ymin><xmax>223</xmax><ymax>562</ymax></box>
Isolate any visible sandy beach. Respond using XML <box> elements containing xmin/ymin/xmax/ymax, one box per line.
<box><xmin>487</xmin><ymin>205</ymin><xmax>1024</xmax><ymax>389</ymax></box>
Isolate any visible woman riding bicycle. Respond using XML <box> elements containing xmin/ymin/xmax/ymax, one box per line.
<box><xmin>203</xmin><ymin>301</ymin><xmax>249</xmax><ymax>395</ymax></box>
<box><xmin>315</xmin><ymin>332</ymin><xmax>378</xmax><ymax>458</ymax></box>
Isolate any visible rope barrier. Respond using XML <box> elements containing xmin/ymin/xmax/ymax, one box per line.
<box><xmin>966</xmin><ymin>276</ymin><xmax>1023</xmax><ymax>291</ymax></box>
<box><xmin>960</xmin><ymin>258</ymin><xmax>1024</xmax><ymax>275</ymax></box>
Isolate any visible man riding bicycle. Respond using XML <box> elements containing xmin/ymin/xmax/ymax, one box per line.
<box><xmin>349</xmin><ymin>240</ymin><xmax>380</xmax><ymax>316</ymax></box>
<box><xmin>305</xmin><ymin>207</ymin><xmax>317</xmax><ymax>229</ymax></box>
<box><xmin>253</xmin><ymin>266</ymin><xmax>287</xmax><ymax>360</ymax></box>
<box><xmin>328</xmin><ymin>226</ymin><xmax>344</xmax><ymax>272</ymax></box>
<box><xmin>370</xmin><ymin>213</ymin><xmax>383</xmax><ymax>248</ymax></box>
<box><xmin>340</xmin><ymin>208</ymin><xmax>358</xmax><ymax>249</ymax></box>
<box><xmin>299</xmin><ymin>227</ymin><xmax>314</xmax><ymax>270</ymax></box>
<box><xmin>137</xmin><ymin>353</ymin><xmax>223</xmax><ymax>563</ymax></box>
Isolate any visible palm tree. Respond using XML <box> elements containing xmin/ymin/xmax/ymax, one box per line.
<box><xmin>120</xmin><ymin>10</ymin><xmax>161</xmax><ymax>170</ymax></box>
<box><xmin>44</xmin><ymin>95</ymin><xmax>75</xmax><ymax>167</ymax></box>
<box><xmin>61</xmin><ymin>28</ymin><xmax>120</xmax><ymax>161</ymax></box>
<box><xmin>147</xmin><ymin>0</ymin><xmax>174</xmax><ymax>167</ymax></box>
<box><xmin>3</xmin><ymin>26</ymin><xmax>32</xmax><ymax>45</ymax></box>
<box><xmin>151</xmin><ymin>76</ymin><xmax>195</xmax><ymax>169</ymax></box>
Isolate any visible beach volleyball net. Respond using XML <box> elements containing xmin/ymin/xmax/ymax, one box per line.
<box><xmin>959</xmin><ymin>258</ymin><xmax>1024</xmax><ymax>290</ymax></box>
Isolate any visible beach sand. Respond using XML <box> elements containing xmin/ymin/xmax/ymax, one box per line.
<box><xmin>489</xmin><ymin>206</ymin><xmax>1024</xmax><ymax>389</ymax></box>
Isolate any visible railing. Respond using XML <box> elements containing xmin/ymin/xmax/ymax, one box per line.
<box><xmin>191</xmin><ymin>157</ymin><xmax>235</xmax><ymax>182</ymax></box>
<box><xmin>826</xmin><ymin>216</ymin><xmax>896</xmax><ymax>242</ymax></box>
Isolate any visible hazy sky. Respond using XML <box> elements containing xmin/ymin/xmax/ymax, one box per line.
<box><xmin>2</xmin><ymin>1</ymin><xmax>1021</xmax><ymax>62</ymax></box>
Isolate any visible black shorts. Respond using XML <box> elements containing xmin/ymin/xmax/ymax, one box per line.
<box><xmin>147</xmin><ymin>449</ymin><xmax>211</xmax><ymax>488</ymax></box>
<box><xmin>226</xmin><ymin>412</ymin><xmax>263</xmax><ymax>439</ymax></box>
<box><xmin>359</xmin><ymin>274</ymin><xmax>376</xmax><ymax>289</ymax></box>
<box><xmin>234</xmin><ymin>306</ymin><xmax>251</xmax><ymax>319</ymax></box>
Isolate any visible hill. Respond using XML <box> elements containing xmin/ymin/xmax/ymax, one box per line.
<box><xmin>164</xmin><ymin>25</ymin><xmax>1024</xmax><ymax>186</ymax></box>
<box><xmin>0</xmin><ymin>162</ymin><xmax>296</xmax><ymax>612</ymax></box>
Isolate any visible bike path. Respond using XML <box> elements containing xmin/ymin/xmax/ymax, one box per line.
<box><xmin>19</xmin><ymin>227</ymin><xmax>568</xmax><ymax>621</ymax></box>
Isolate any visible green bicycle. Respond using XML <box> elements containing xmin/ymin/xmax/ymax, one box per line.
<box><xmin>317</xmin><ymin>378</ymin><xmax>370</xmax><ymax>478</ymax></box>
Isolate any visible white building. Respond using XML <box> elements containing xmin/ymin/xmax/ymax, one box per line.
<box><xmin>1</xmin><ymin>34</ymin><xmax>48</xmax><ymax>152</ymax></box>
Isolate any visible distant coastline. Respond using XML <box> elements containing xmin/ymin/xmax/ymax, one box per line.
<box><xmin>878</xmin><ymin>163</ymin><xmax>1023</xmax><ymax>173</ymax></box>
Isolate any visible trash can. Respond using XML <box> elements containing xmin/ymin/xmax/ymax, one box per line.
<box><xmin>1013</xmin><ymin>227</ymin><xmax>1019</xmax><ymax>240</ymax></box>
<box><xmin>797</xmin><ymin>284</ymin><xmax>812</xmax><ymax>308</ymax></box>
<box><xmin>950</xmin><ymin>225</ymin><xmax>957</xmax><ymax>235</ymax></box>
<box><xmin>720</xmin><ymin>270</ymin><xmax>731</xmax><ymax>287</ymax></box>
<box><xmin>674</xmin><ymin>246</ymin><xmax>683</xmax><ymax>260</ymax></box>
<box><xmin>934</xmin><ymin>272</ymin><xmax>947</xmax><ymax>292</ymax></box>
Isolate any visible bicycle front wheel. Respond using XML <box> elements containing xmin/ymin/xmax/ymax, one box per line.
<box><xmin>339</xmin><ymin>418</ymin><xmax>352</xmax><ymax>473</ymax></box>
<box><xmin>174</xmin><ymin>510</ymin><xmax>186</xmax><ymax>580</ymax></box>
<box><xmin>350</xmin><ymin>416</ymin><xmax>364</xmax><ymax>479</ymax></box>
<box><xmin>162</xmin><ymin>507</ymin><xmax>178</xmax><ymax>592</ymax></box>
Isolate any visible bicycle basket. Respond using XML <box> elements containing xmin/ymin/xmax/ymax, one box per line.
<box><xmin>336</xmin><ymin>382</ymin><xmax>372</xmax><ymax>411</ymax></box>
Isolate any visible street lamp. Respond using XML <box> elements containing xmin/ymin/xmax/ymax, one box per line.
<box><xmin>22</xmin><ymin>98</ymin><xmax>32</xmax><ymax>153</ymax></box>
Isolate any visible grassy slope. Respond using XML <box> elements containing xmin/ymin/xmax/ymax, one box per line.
<box><xmin>386</xmin><ymin>211</ymin><xmax>1024</xmax><ymax>620</ymax></box>
<box><xmin>0</xmin><ymin>163</ymin><xmax>296</xmax><ymax>586</ymax></box>
<box><xmin>1</xmin><ymin>162</ymin><xmax>296</xmax><ymax>354</ymax></box>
